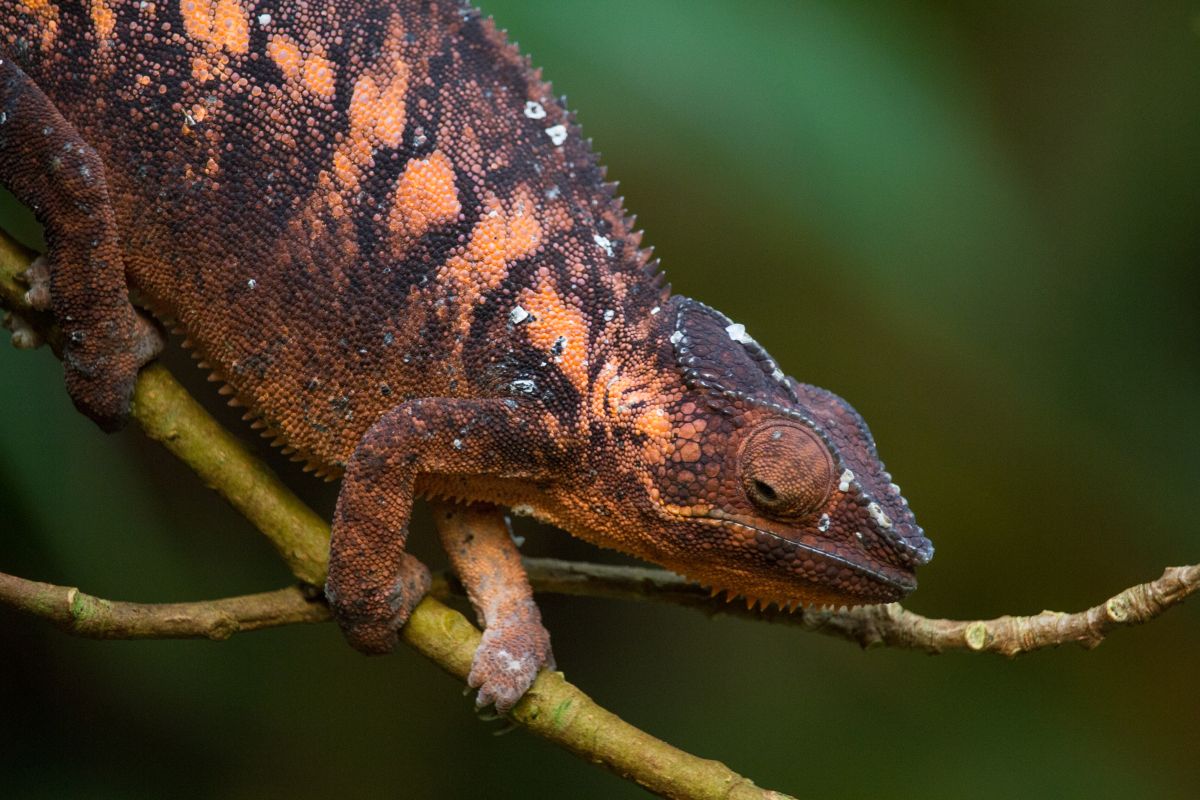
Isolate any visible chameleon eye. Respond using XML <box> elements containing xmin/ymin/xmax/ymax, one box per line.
<box><xmin>740</xmin><ymin>423</ymin><xmax>834</xmax><ymax>518</ymax></box>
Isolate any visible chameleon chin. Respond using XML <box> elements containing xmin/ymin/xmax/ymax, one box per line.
<box><xmin>0</xmin><ymin>0</ymin><xmax>931</xmax><ymax>711</ymax></box>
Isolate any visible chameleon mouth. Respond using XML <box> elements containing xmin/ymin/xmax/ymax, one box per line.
<box><xmin>719</xmin><ymin>518</ymin><xmax>918</xmax><ymax>595</ymax></box>
<box><xmin>661</xmin><ymin>510</ymin><xmax>917</xmax><ymax>606</ymax></box>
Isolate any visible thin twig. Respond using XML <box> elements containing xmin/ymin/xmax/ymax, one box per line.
<box><xmin>0</xmin><ymin>573</ymin><xmax>329</xmax><ymax>639</ymax></box>
<box><xmin>517</xmin><ymin>558</ymin><xmax>1200</xmax><ymax>655</ymax></box>
<box><xmin>6</xmin><ymin>558</ymin><xmax>1194</xmax><ymax>659</ymax></box>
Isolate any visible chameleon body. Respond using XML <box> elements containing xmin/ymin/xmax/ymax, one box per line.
<box><xmin>1</xmin><ymin>0</ymin><xmax>933</xmax><ymax>709</ymax></box>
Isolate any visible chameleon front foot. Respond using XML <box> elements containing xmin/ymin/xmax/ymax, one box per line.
<box><xmin>327</xmin><ymin>553</ymin><xmax>432</xmax><ymax>655</ymax></box>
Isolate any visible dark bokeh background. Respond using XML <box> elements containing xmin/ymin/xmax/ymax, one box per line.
<box><xmin>2</xmin><ymin>1</ymin><xmax>1198</xmax><ymax>797</ymax></box>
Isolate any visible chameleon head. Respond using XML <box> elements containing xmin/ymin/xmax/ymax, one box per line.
<box><xmin>565</xmin><ymin>296</ymin><xmax>933</xmax><ymax>609</ymax></box>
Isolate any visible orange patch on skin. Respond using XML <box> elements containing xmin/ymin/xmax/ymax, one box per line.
<box><xmin>332</xmin><ymin>58</ymin><xmax>409</xmax><ymax>189</ymax></box>
<box><xmin>179</xmin><ymin>0</ymin><xmax>248</xmax><ymax>54</ymax></box>
<box><xmin>590</xmin><ymin>360</ymin><xmax>680</xmax><ymax>467</ymax></box>
<box><xmin>18</xmin><ymin>0</ymin><xmax>60</xmax><ymax>48</ymax></box>
<box><xmin>638</xmin><ymin>407</ymin><xmax>672</xmax><ymax>440</ymax></box>
<box><xmin>348</xmin><ymin>67</ymin><xmax>409</xmax><ymax>149</ymax></box>
<box><xmin>448</xmin><ymin>189</ymin><xmax>542</xmax><ymax>294</ymax></box>
<box><xmin>191</xmin><ymin>55</ymin><xmax>215</xmax><ymax>84</ymax></box>
<box><xmin>441</xmin><ymin>188</ymin><xmax>542</xmax><ymax>335</ymax></box>
<box><xmin>90</xmin><ymin>0</ymin><xmax>116</xmax><ymax>39</ymax></box>
<box><xmin>389</xmin><ymin>151</ymin><xmax>461</xmax><ymax>241</ymax></box>
<box><xmin>212</xmin><ymin>0</ymin><xmax>250</xmax><ymax>53</ymax></box>
<box><xmin>267</xmin><ymin>35</ymin><xmax>303</xmax><ymax>79</ymax></box>
<box><xmin>301</xmin><ymin>50</ymin><xmax>336</xmax><ymax>99</ymax></box>
<box><xmin>518</xmin><ymin>279</ymin><xmax>590</xmax><ymax>392</ymax></box>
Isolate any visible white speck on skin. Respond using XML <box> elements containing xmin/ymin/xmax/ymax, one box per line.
<box><xmin>508</xmin><ymin>305</ymin><xmax>530</xmax><ymax>324</ymax></box>
<box><xmin>257</xmin><ymin>12</ymin><xmax>272</xmax><ymax>25</ymax></box>
<box><xmin>510</xmin><ymin>379</ymin><xmax>537</xmax><ymax>394</ymax></box>
<box><xmin>669</xmin><ymin>331</ymin><xmax>684</xmax><ymax>345</ymax></box>
<box><xmin>496</xmin><ymin>649</ymin><xmax>525</xmax><ymax>673</ymax></box>
<box><xmin>725</xmin><ymin>322</ymin><xmax>754</xmax><ymax>345</ymax></box>
<box><xmin>452</xmin><ymin>438</ymin><xmax>463</xmax><ymax>450</ymax></box>
<box><xmin>603</xmin><ymin>309</ymin><xmax>615</xmax><ymax>322</ymax></box>
<box><xmin>593</xmin><ymin>233</ymin><xmax>614</xmax><ymax>256</ymax></box>
<box><xmin>545</xmin><ymin>124</ymin><xmax>568</xmax><ymax>146</ymax></box>
<box><xmin>854</xmin><ymin>531</ymin><xmax>864</xmax><ymax>541</ymax></box>
<box><xmin>511</xmin><ymin>504</ymin><xmax>535</xmax><ymax>517</ymax></box>
<box><xmin>650</xmin><ymin>306</ymin><xmax>661</xmax><ymax>315</ymax></box>
<box><xmin>246</xmin><ymin>278</ymin><xmax>257</xmax><ymax>289</ymax></box>
<box><xmin>867</xmin><ymin>502</ymin><xmax>893</xmax><ymax>529</ymax></box>
<box><xmin>818</xmin><ymin>513</ymin><xmax>831</xmax><ymax>532</ymax></box>
<box><xmin>838</xmin><ymin>469</ymin><xmax>854</xmax><ymax>493</ymax></box>
<box><xmin>524</xmin><ymin>101</ymin><xmax>546</xmax><ymax>119</ymax></box>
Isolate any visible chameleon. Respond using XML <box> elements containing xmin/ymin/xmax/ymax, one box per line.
<box><xmin>0</xmin><ymin>0</ymin><xmax>933</xmax><ymax>711</ymax></box>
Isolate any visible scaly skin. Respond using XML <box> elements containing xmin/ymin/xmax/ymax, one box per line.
<box><xmin>1</xmin><ymin>0</ymin><xmax>933</xmax><ymax>711</ymax></box>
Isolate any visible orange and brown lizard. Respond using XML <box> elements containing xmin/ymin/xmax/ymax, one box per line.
<box><xmin>0</xmin><ymin>0</ymin><xmax>933</xmax><ymax>710</ymax></box>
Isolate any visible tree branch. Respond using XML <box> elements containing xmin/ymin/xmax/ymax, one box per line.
<box><xmin>0</xmin><ymin>230</ymin><xmax>791</xmax><ymax>800</ymax></box>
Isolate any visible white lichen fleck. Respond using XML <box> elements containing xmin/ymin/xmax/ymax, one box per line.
<box><xmin>593</xmin><ymin>233</ymin><xmax>614</xmax><ymax>256</ymax></box>
<box><xmin>545</xmin><ymin>124</ymin><xmax>568</xmax><ymax>146</ymax></box>
<box><xmin>838</xmin><ymin>469</ymin><xmax>855</xmax><ymax>493</ymax></box>
<box><xmin>817</xmin><ymin>513</ymin><xmax>831</xmax><ymax>533</ymax></box>
<box><xmin>725</xmin><ymin>322</ymin><xmax>754</xmax><ymax>345</ymax></box>
<box><xmin>496</xmin><ymin>649</ymin><xmax>525</xmax><ymax>673</ymax></box>
<box><xmin>867</xmin><ymin>501</ymin><xmax>893</xmax><ymax>529</ymax></box>
<box><xmin>523</xmin><ymin>100</ymin><xmax>546</xmax><ymax>119</ymax></box>
<box><xmin>508</xmin><ymin>305</ymin><xmax>530</xmax><ymax>324</ymax></box>
<box><xmin>669</xmin><ymin>330</ymin><xmax>684</xmax><ymax>345</ymax></box>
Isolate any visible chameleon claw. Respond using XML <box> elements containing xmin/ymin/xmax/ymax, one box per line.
<box><xmin>3</xmin><ymin>311</ymin><xmax>43</xmax><ymax>350</ymax></box>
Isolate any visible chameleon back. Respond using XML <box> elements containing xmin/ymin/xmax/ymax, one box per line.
<box><xmin>3</xmin><ymin>0</ymin><xmax>661</xmax><ymax>467</ymax></box>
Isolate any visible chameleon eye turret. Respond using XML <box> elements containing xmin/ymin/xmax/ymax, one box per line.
<box><xmin>740</xmin><ymin>423</ymin><xmax>834</xmax><ymax>518</ymax></box>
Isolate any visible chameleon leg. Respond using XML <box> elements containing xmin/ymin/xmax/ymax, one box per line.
<box><xmin>432</xmin><ymin>502</ymin><xmax>554</xmax><ymax>712</ymax></box>
<box><xmin>327</xmin><ymin>397</ymin><xmax>557</xmax><ymax>656</ymax></box>
<box><xmin>0</xmin><ymin>56</ymin><xmax>162</xmax><ymax>430</ymax></box>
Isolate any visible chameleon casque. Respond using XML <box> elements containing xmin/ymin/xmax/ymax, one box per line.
<box><xmin>1</xmin><ymin>0</ymin><xmax>934</xmax><ymax>710</ymax></box>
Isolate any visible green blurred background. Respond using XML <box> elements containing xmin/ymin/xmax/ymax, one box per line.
<box><xmin>2</xmin><ymin>1</ymin><xmax>1198</xmax><ymax>797</ymax></box>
